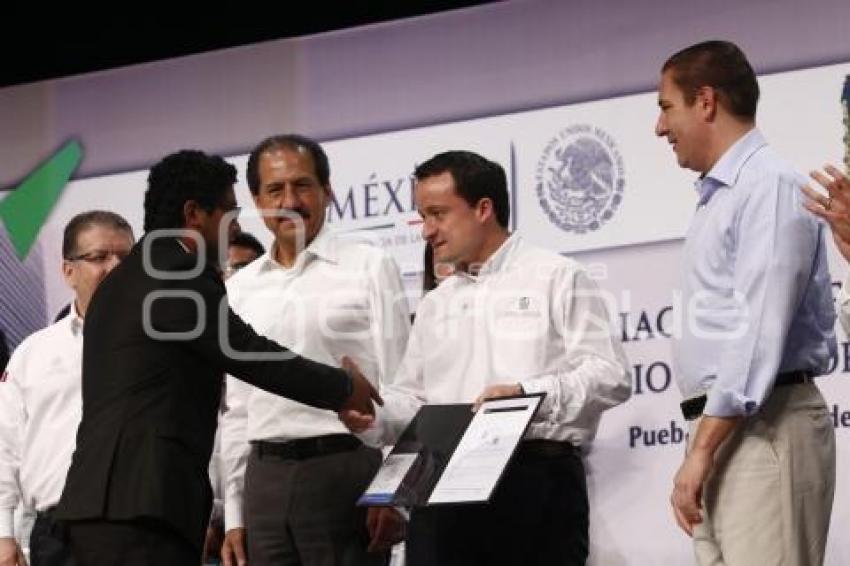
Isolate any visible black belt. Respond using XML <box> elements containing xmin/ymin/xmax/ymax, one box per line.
<box><xmin>517</xmin><ymin>439</ymin><xmax>580</xmax><ymax>458</ymax></box>
<box><xmin>36</xmin><ymin>505</ymin><xmax>57</xmax><ymax>520</ymax></box>
<box><xmin>680</xmin><ymin>369</ymin><xmax>815</xmax><ymax>421</ymax></box>
<box><xmin>252</xmin><ymin>434</ymin><xmax>361</xmax><ymax>461</ymax></box>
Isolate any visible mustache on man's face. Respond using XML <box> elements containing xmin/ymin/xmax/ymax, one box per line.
<box><xmin>279</xmin><ymin>208</ymin><xmax>310</xmax><ymax>220</ymax></box>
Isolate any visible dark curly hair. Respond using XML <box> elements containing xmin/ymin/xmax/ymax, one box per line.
<box><xmin>143</xmin><ymin>150</ymin><xmax>237</xmax><ymax>232</ymax></box>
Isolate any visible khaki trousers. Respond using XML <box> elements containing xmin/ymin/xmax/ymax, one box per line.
<box><xmin>690</xmin><ymin>383</ymin><xmax>835</xmax><ymax>566</ymax></box>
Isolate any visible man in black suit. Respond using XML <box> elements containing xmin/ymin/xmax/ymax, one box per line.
<box><xmin>55</xmin><ymin>150</ymin><xmax>381</xmax><ymax>565</ymax></box>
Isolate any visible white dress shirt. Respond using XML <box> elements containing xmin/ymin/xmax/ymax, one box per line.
<box><xmin>371</xmin><ymin>233</ymin><xmax>631</xmax><ymax>449</ymax></box>
<box><xmin>221</xmin><ymin>227</ymin><xmax>410</xmax><ymax>531</ymax></box>
<box><xmin>674</xmin><ymin>129</ymin><xmax>836</xmax><ymax>417</ymax></box>
<box><xmin>0</xmin><ymin>304</ymin><xmax>83</xmax><ymax>537</ymax></box>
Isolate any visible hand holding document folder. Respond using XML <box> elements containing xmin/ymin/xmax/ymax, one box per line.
<box><xmin>359</xmin><ymin>394</ymin><xmax>544</xmax><ymax>507</ymax></box>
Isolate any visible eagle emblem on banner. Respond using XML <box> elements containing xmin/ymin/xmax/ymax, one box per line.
<box><xmin>535</xmin><ymin>125</ymin><xmax>624</xmax><ymax>234</ymax></box>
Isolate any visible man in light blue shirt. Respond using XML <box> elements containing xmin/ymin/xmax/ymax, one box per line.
<box><xmin>656</xmin><ymin>40</ymin><xmax>836</xmax><ymax>565</ymax></box>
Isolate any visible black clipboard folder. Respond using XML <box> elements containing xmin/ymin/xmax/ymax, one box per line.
<box><xmin>358</xmin><ymin>393</ymin><xmax>545</xmax><ymax>507</ymax></box>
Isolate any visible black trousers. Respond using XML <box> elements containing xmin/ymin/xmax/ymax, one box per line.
<box><xmin>30</xmin><ymin>511</ymin><xmax>74</xmax><ymax>566</ymax></box>
<box><xmin>244</xmin><ymin>442</ymin><xmax>387</xmax><ymax>566</ymax></box>
<box><xmin>66</xmin><ymin>518</ymin><xmax>199</xmax><ymax>566</ymax></box>
<box><xmin>406</xmin><ymin>444</ymin><xmax>589</xmax><ymax>566</ymax></box>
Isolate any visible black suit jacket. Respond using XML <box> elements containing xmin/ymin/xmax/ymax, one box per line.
<box><xmin>56</xmin><ymin>236</ymin><xmax>351</xmax><ymax>548</ymax></box>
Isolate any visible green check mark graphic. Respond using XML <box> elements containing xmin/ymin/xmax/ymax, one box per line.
<box><xmin>0</xmin><ymin>140</ymin><xmax>82</xmax><ymax>260</ymax></box>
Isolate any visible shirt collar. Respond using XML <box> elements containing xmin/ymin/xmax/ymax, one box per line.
<box><xmin>694</xmin><ymin>128</ymin><xmax>766</xmax><ymax>206</ymax></box>
<box><xmin>259</xmin><ymin>224</ymin><xmax>338</xmax><ymax>274</ymax></box>
<box><xmin>304</xmin><ymin>225</ymin><xmax>338</xmax><ymax>264</ymax></box>
<box><xmin>458</xmin><ymin>233</ymin><xmax>519</xmax><ymax>281</ymax></box>
<box><xmin>68</xmin><ymin>300</ymin><xmax>84</xmax><ymax>337</ymax></box>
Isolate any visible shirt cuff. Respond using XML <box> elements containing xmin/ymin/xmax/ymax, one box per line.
<box><xmin>519</xmin><ymin>374</ymin><xmax>556</xmax><ymax>416</ymax></box>
<box><xmin>355</xmin><ymin>425</ymin><xmax>384</xmax><ymax>449</ymax></box>
<box><xmin>354</xmin><ymin>408</ymin><xmax>388</xmax><ymax>449</ymax></box>
<box><xmin>210</xmin><ymin>499</ymin><xmax>224</xmax><ymax>524</ymax></box>
<box><xmin>0</xmin><ymin>507</ymin><xmax>14</xmax><ymax>538</ymax></box>
<box><xmin>703</xmin><ymin>387</ymin><xmax>756</xmax><ymax>417</ymax></box>
<box><xmin>223</xmin><ymin>499</ymin><xmax>244</xmax><ymax>532</ymax></box>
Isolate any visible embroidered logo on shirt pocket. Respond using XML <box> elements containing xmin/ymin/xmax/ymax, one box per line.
<box><xmin>495</xmin><ymin>295</ymin><xmax>543</xmax><ymax>318</ymax></box>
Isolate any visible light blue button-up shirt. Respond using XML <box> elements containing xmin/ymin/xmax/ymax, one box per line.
<box><xmin>674</xmin><ymin>128</ymin><xmax>836</xmax><ymax>417</ymax></box>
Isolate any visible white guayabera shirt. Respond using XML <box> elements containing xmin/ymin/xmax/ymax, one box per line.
<box><xmin>370</xmin><ymin>233</ymin><xmax>631</xmax><ymax>449</ymax></box>
<box><xmin>0</xmin><ymin>303</ymin><xmax>84</xmax><ymax>538</ymax></box>
<box><xmin>221</xmin><ymin>226</ymin><xmax>411</xmax><ymax>531</ymax></box>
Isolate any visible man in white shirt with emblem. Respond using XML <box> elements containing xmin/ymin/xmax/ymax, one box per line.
<box><xmin>343</xmin><ymin>150</ymin><xmax>630</xmax><ymax>566</ymax></box>
<box><xmin>0</xmin><ymin>211</ymin><xmax>134</xmax><ymax>566</ymax></box>
<box><xmin>220</xmin><ymin>134</ymin><xmax>410</xmax><ymax>566</ymax></box>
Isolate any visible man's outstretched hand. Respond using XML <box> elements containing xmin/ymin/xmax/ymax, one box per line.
<box><xmin>338</xmin><ymin>356</ymin><xmax>383</xmax><ymax>433</ymax></box>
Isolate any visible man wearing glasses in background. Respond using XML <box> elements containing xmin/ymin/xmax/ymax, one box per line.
<box><xmin>0</xmin><ymin>211</ymin><xmax>134</xmax><ymax>566</ymax></box>
<box><xmin>225</xmin><ymin>232</ymin><xmax>265</xmax><ymax>279</ymax></box>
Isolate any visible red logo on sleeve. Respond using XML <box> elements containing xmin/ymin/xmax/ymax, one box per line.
<box><xmin>0</xmin><ymin>371</ymin><xmax>8</xmax><ymax>383</ymax></box>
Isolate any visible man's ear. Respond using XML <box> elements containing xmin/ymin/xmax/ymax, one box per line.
<box><xmin>695</xmin><ymin>86</ymin><xmax>718</xmax><ymax>121</ymax></box>
<box><xmin>476</xmin><ymin>197</ymin><xmax>495</xmax><ymax>224</ymax></box>
<box><xmin>62</xmin><ymin>259</ymin><xmax>76</xmax><ymax>288</ymax></box>
<box><xmin>183</xmin><ymin>199</ymin><xmax>202</xmax><ymax>229</ymax></box>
